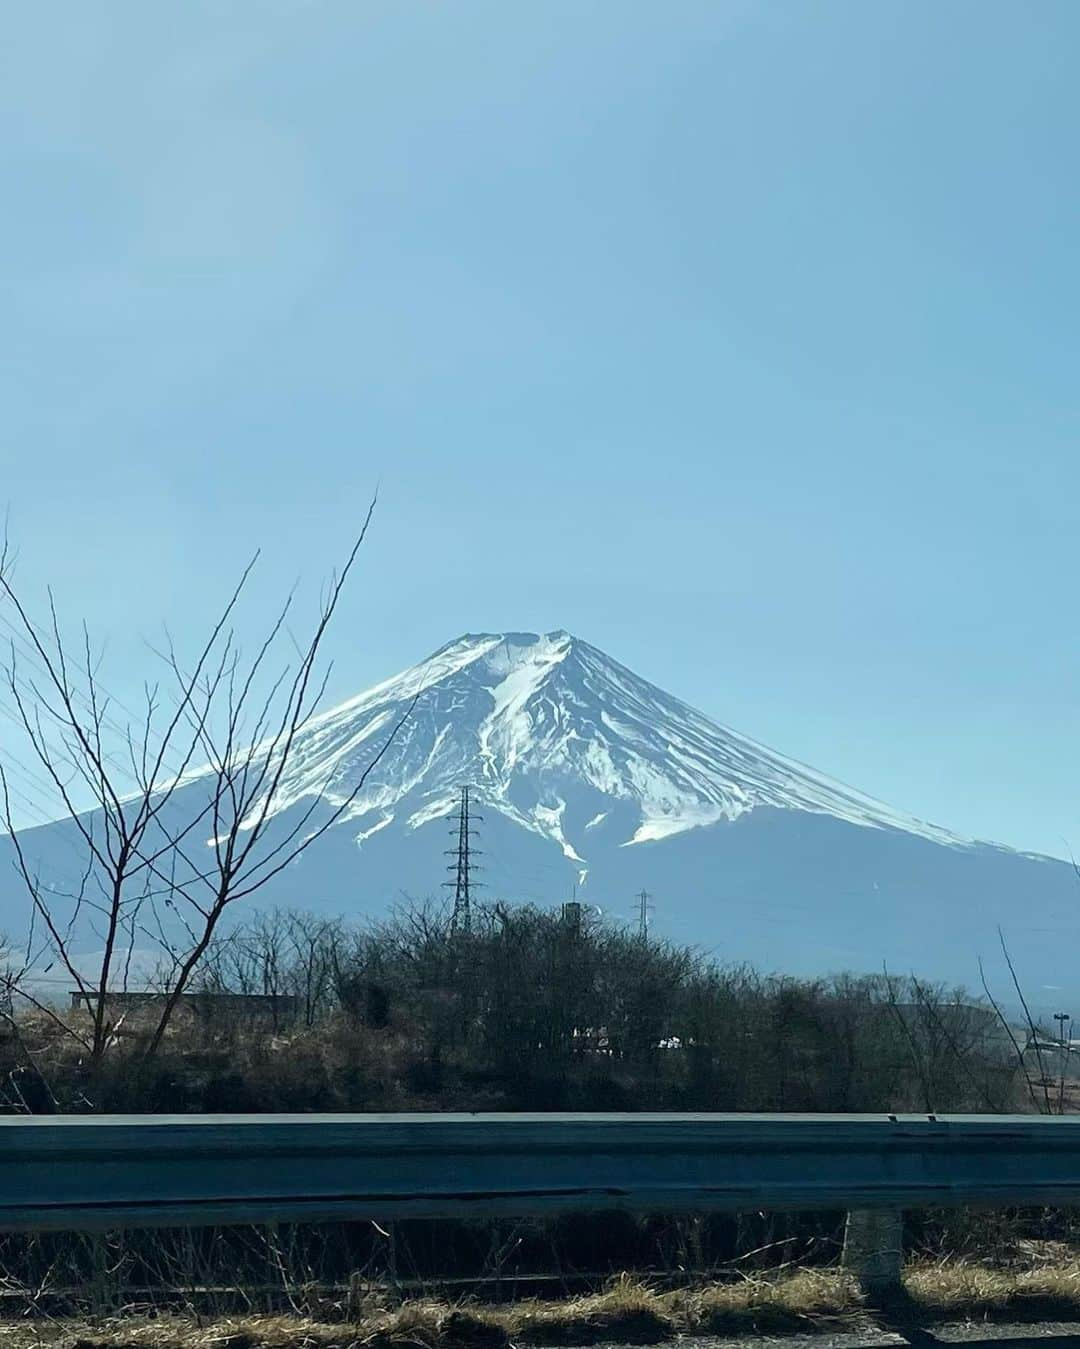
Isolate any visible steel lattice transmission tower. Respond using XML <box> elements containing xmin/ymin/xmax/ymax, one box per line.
<box><xmin>445</xmin><ymin>784</ymin><xmax>482</xmax><ymax>932</ymax></box>
<box><xmin>636</xmin><ymin>889</ymin><xmax>652</xmax><ymax>941</ymax></box>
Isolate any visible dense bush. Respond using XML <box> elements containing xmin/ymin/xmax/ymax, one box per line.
<box><xmin>0</xmin><ymin>902</ymin><xmax>1022</xmax><ymax>1116</ymax></box>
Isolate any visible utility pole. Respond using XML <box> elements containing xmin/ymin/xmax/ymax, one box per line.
<box><xmin>1055</xmin><ymin>1011</ymin><xmax>1072</xmax><ymax>1114</ymax></box>
<box><xmin>637</xmin><ymin>889</ymin><xmax>651</xmax><ymax>941</ymax></box>
<box><xmin>445</xmin><ymin>785</ymin><xmax>481</xmax><ymax>932</ymax></box>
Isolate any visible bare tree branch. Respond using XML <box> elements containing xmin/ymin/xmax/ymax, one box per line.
<box><xmin>0</xmin><ymin>500</ymin><xmax>400</xmax><ymax>1076</ymax></box>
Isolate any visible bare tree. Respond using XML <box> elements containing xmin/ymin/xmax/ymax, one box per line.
<box><xmin>196</xmin><ymin>909</ymin><xmax>343</xmax><ymax>1029</ymax></box>
<box><xmin>0</xmin><ymin>504</ymin><xmax>412</xmax><ymax>1072</ymax></box>
<box><xmin>978</xmin><ymin>931</ymin><xmax>1055</xmax><ymax>1114</ymax></box>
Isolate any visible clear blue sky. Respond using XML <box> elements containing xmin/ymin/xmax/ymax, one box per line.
<box><xmin>2</xmin><ymin>1</ymin><xmax>1079</xmax><ymax>857</ymax></box>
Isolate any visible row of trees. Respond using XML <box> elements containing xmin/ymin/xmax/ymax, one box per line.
<box><xmin>0</xmin><ymin>899</ymin><xmax>1021</xmax><ymax>1115</ymax></box>
<box><xmin>198</xmin><ymin>901</ymin><xmax>1023</xmax><ymax>1114</ymax></box>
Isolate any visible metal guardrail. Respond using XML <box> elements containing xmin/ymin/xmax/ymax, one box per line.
<box><xmin>0</xmin><ymin>1112</ymin><xmax>1077</xmax><ymax>1233</ymax></box>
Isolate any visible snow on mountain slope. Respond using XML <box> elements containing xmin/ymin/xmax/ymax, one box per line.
<box><xmin>9</xmin><ymin>628</ymin><xmax>1077</xmax><ymax>1005</ymax></box>
<box><xmin>222</xmin><ymin>630</ymin><xmax>969</xmax><ymax>872</ymax></box>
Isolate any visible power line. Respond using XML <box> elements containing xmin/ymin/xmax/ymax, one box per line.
<box><xmin>444</xmin><ymin>785</ymin><xmax>482</xmax><ymax>933</ymax></box>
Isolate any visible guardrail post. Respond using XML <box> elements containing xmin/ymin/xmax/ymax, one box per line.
<box><xmin>842</xmin><ymin>1208</ymin><xmax>903</xmax><ymax>1296</ymax></box>
<box><xmin>89</xmin><ymin>1231</ymin><xmax>115</xmax><ymax>1312</ymax></box>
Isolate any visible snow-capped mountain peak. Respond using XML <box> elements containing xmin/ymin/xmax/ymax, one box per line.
<box><xmin>9</xmin><ymin>631</ymin><xmax>1076</xmax><ymax>1004</ymax></box>
<box><xmin>251</xmin><ymin>630</ymin><xmax>965</xmax><ymax>871</ymax></box>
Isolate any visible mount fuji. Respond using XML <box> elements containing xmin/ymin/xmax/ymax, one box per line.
<box><xmin>4</xmin><ymin>631</ymin><xmax>1076</xmax><ymax>1000</ymax></box>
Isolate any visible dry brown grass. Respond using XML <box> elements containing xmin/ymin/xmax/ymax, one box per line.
<box><xmin>12</xmin><ymin>1257</ymin><xmax>1080</xmax><ymax>1349</ymax></box>
<box><xmin>905</xmin><ymin>1253</ymin><xmax>1080</xmax><ymax>1316</ymax></box>
<box><xmin>0</xmin><ymin>1270</ymin><xmax>867</xmax><ymax>1349</ymax></box>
